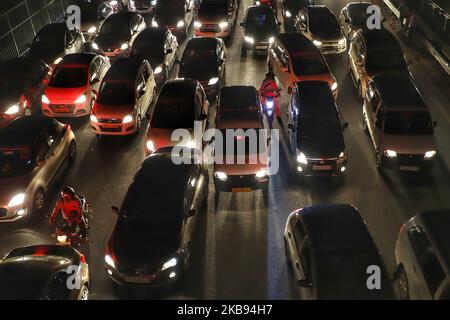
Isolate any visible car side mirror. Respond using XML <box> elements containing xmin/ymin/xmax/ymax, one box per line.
<box><xmin>111</xmin><ymin>206</ymin><xmax>120</xmax><ymax>215</ymax></box>
<box><xmin>297</xmin><ymin>280</ymin><xmax>313</xmax><ymax>288</ymax></box>
<box><xmin>165</xmin><ymin>48</ymin><xmax>173</xmax><ymax>55</ymax></box>
<box><xmin>342</xmin><ymin>122</ymin><xmax>349</xmax><ymax>130</ymax></box>
<box><xmin>187</xmin><ymin>209</ymin><xmax>196</xmax><ymax>217</ymax></box>
<box><xmin>199</xmin><ymin>113</ymin><xmax>208</xmax><ymax>121</ymax></box>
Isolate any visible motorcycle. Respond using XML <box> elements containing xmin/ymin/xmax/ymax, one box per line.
<box><xmin>259</xmin><ymin>90</ymin><xmax>280</xmax><ymax>129</ymax></box>
<box><xmin>254</xmin><ymin>0</ymin><xmax>277</xmax><ymax>15</ymax></box>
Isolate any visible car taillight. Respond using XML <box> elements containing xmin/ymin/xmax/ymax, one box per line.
<box><xmin>80</xmin><ymin>254</ymin><xmax>86</xmax><ymax>263</ymax></box>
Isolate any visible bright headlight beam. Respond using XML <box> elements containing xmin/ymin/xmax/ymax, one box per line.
<box><xmin>8</xmin><ymin>193</ymin><xmax>25</xmax><ymax>208</ymax></box>
<box><xmin>162</xmin><ymin>257</ymin><xmax>177</xmax><ymax>271</ymax></box>
<box><xmin>4</xmin><ymin>104</ymin><xmax>19</xmax><ymax>115</ymax></box>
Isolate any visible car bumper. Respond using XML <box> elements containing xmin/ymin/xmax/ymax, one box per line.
<box><xmin>195</xmin><ymin>28</ymin><xmax>231</xmax><ymax>38</ymax></box>
<box><xmin>42</xmin><ymin>102</ymin><xmax>91</xmax><ymax>118</ymax></box>
<box><xmin>214</xmin><ymin>174</ymin><xmax>269</xmax><ymax>192</ymax></box>
<box><xmin>0</xmin><ymin>206</ymin><xmax>28</xmax><ymax>223</ymax></box>
<box><xmin>91</xmin><ymin>121</ymin><xmax>137</xmax><ymax>136</ymax></box>
<box><xmin>244</xmin><ymin>41</ymin><xmax>270</xmax><ymax>52</ymax></box>
<box><xmin>105</xmin><ymin>265</ymin><xmax>183</xmax><ymax>288</ymax></box>
<box><xmin>295</xmin><ymin>161</ymin><xmax>347</xmax><ymax>176</ymax></box>
<box><xmin>382</xmin><ymin>154</ymin><xmax>435</xmax><ymax>171</ymax></box>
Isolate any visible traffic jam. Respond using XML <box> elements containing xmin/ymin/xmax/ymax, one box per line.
<box><xmin>0</xmin><ymin>0</ymin><xmax>449</xmax><ymax>301</ymax></box>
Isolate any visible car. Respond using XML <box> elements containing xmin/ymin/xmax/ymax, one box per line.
<box><xmin>348</xmin><ymin>28</ymin><xmax>410</xmax><ymax>99</ymax></box>
<box><xmin>279</xmin><ymin>0</ymin><xmax>315</xmax><ymax>32</ymax></box>
<box><xmin>395</xmin><ymin>210</ymin><xmax>450</xmax><ymax>300</ymax></box>
<box><xmin>362</xmin><ymin>75</ymin><xmax>437</xmax><ymax>172</ymax></box>
<box><xmin>339</xmin><ymin>2</ymin><xmax>383</xmax><ymax>40</ymax></box>
<box><xmin>240</xmin><ymin>5</ymin><xmax>280</xmax><ymax>57</ymax></box>
<box><xmin>287</xmin><ymin>81</ymin><xmax>348</xmax><ymax>176</ymax></box>
<box><xmin>267</xmin><ymin>33</ymin><xmax>338</xmax><ymax>97</ymax></box>
<box><xmin>194</xmin><ymin>0</ymin><xmax>239</xmax><ymax>39</ymax></box>
<box><xmin>145</xmin><ymin>79</ymin><xmax>209</xmax><ymax>156</ymax></box>
<box><xmin>128</xmin><ymin>0</ymin><xmax>157</xmax><ymax>13</ymax></box>
<box><xmin>0</xmin><ymin>116</ymin><xmax>76</xmax><ymax>222</ymax></box>
<box><xmin>76</xmin><ymin>0</ymin><xmax>118</xmax><ymax>41</ymax></box>
<box><xmin>28</xmin><ymin>23</ymin><xmax>86</xmax><ymax>67</ymax></box>
<box><xmin>294</xmin><ymin>5</ymin><xmax>346</xmax><ymax>54</ymax></box>
<box><xmin>284</xmin><ymin>204</ymin><xmax>395</xmax><ymax>299</ymax></box>
<box><xmin>0</xmin><ymin>245</ymin><xmax>89</xmax><ymax>300</ymax></box>
<box><xmin>105</xmin><ymin>148</ymin><xmax>209</xmax><ymax>288</ymax></box>
<box><xmin>92</xmin><ymin>11</ymin><xmax>146</xmax><ymax>59</ymax></box>
<box><xmin>178</xmin><ymin>37</ymin><xmax>226</xmax><ymax>101</ymax></box>
<box><xmin>91</xmin><ymin>58</ymin><xmax>156</xmax><ymax>136</ymax></box>
<box><xmin>41</xmin><ymin>53</ymin><xmax>110</xmax><ymax>118</ymax></box>
<box><xmin>213</xmin><ymin>85</ymin><xmax>269</xmax><ymax>201</ymax></box>
<box><xmin>0</xmin><ymin>57</ymin><xmax>51</xmax><ymax>128</ymax></box>
<box><xmin>129</xmin><ymin>27</ymin><xmax>179</xmax><ymax>87</ymax></box>
<box><xmin>152</xmin><ymin>0</ymin><xmax>195</xmax><ymax>38</ymax></box>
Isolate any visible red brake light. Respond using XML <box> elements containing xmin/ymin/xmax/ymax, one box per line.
<box><xmin>80</xmin><ymin>254</ymin><xmax>86</xmax><ymax>263</ymax></box>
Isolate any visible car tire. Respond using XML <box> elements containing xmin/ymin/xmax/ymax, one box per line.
<box><xmin>67</xmin><ymin>140</ymin><xmax>77</xmax><ymax>164</ymax></box>
<box><xmin>241</xmin><ymin>45</ymin><xmax>247</xmax><ymax>57</ymax></box>
<box><xmin>78</xmin><ymin>284</ymin><xmax>89</xmax><ymax>300</ymax></box>
<box><xmin>397</xmin><ymin>266</ymin><xmax>409</xmax><ymax>300</ymax></box>
<box><xmin>33</xmin><ymin>188</ymin><xmax>45</xmax><ymax>214</ymax></box>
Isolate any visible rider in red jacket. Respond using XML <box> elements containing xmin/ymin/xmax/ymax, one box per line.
<box><xmin>259</xmin><ymin>72</ymin><xmax>281</xmax><ymax>119</ymax></box>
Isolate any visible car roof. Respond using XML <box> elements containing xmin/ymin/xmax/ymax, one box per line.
<box><xmin>360</xmin><ymin>28</ymin><xmax>400</xmax><ymax>48</ymax></box>
<box><xmin>0</xmin><ymin>116</ymin><xmax>56</xmax><ymax>148</ymax></box>
<box><xmin>372</xmin><ymin>75</ymin><xmax>427</xmax><ymax>110</ymax></box>
<box><xmin>105</xmin><ymin>57</ymin><xmax>145</xmax><ymax>82</ymax></box>
<box><xmin>219</xmin><ymin>86</ymin><xmax>259</xmax><ymax>111</ymax></box>
<box><xmin>186</xmin><ymin>37</ymin><xmax>220</xmax><ymax>50</ymax></box>
<box><xmin>295</xmin><ymin>81</ymin><xmax>336</xmax><ymax>114</ymax></box>
<box><xmin>277</xmin><ymin>33</ymin><xmax>319</xmax><ymax>54</ymax></box>
<box><xmin>58</xmin><ymin>53</ymin><xmax>98</xmax><ymax>68</ymax></box>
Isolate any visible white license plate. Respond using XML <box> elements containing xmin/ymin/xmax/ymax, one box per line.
<box><xmin>313</xmin><ymin>165</ymin><xmax>332</xmax><ymax>171</ymax></box>
<box><xmin>256</xmin><ymin>46</ymin><xmax>267</xmax><ymax>50</ymax></box>
<box><xmin>125</xmin><ymin>276</ymin><xmax>153</xmax><ymax>284</ymax></box>
<box><xmin>399</xmin><ymin>165</ymin><xmax>419</xmax><ymax>172</ymax></box>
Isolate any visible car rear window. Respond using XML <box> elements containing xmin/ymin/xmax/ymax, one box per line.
<box><xmin>0</xmin><ymin>148</ymin><xmax>35</xmax><ymax>178</ymax></box>
<box><xmin>97</xmin><ymin>81</ymin><xmax>135</xmax><ymax>105</ymax></box>
<box><xmin>151</xmin><ymin>98</ymin><xmax>196</xmax><ymax>129</ymax></box>
<box><xmin>49</xmin><ymin>67</ymin><xmax>88</xmax><ymax>88</ymax></box>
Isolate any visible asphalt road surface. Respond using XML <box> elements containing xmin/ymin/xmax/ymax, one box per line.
<box><xmin>0</xmin><ymin>0</ymin><xmax>449</xmax><ymax>300</ymax></box>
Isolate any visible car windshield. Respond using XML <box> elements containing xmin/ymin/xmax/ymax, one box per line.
<box><xmin>291</xmin><ymin>54</ymin><xmax>328</xmax><ymax>76</ymax></box>
<box><xmin>49</xmin><ymin>67</ymin><xmax>88</xmax><ymax>88</ymax></box>
<box><xmin>100</xmin><ymin>20</ymin><xmax>131</xmax><ymax>38</ymax></box>
<box><xmin>309</xmin><ymin>10</ymin><xmax>340</xmax><ymax>34</ymax></box>
<box><xmin>0</xmin><ymin>148</ymin><xmax>35</xmax><ymax>178</ymax></box>
<box><xmin>182</xmin><ymin>48</ymin><xmax>216</xmax><ymax>65</ymax></box>
<box><xmin>199</xmin><ymin>1</ymin><xmax>228</xmax><ymax>15</ymax></box>
<box><xmin>366</xmin><ymin>49</ymin><xmax>406</xmax><ymax>69</ymax></box>
<box><xmin>384</xmin><ymin>111</ymin><xmax>434</xmax><ymax>135</ymax></box>
<box><xmin>132</xmin><ymin>40</ymin><xmax>164</xmax><ymax>60</ymax></box>
<box><xmin>246</xmin><ymin>11</ymin><xmax>277</xmax><ymax>33</ymax></box>
<box><xmin>97</xmin><ymin>81</ymin><xmax>135</xmax><ymax>105</ymax></box>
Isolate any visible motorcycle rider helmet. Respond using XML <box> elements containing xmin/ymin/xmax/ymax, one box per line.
<box><xmin>61</xmin><ymin>186</ymin><xmax>76</xmax><ymax>199</ymax></box>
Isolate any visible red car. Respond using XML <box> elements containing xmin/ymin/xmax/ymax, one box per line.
<box><xmin>41</xmin><ymin>53</ymin><xmax>110</xmax><ymax>117</ymax></box>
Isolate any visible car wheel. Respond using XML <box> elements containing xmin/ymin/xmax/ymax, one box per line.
<box><xmin>33</xmin><ymin>188</ymin><xmax>45</xmax><ymax>213</ymax></box>
<box><xmin>397</xmin><ymin>267</ymin><xmax>409</xmax><ymax>300</ymax></box>
<box><xmin>24</xmin><ymin>108</ymin><xmax>32</xmax><ymax>116</ymax></box>
<box><xmin>241</xmin><ymin>45</ymin><xmax>247</xmax><ymax>57</ymax></box>
<box><xmin>67</xmin><ymin>140</ymin><xmax>77</xmax><ymax>164</ymax></box>
<box><xmin>78</xmin><ymin>285</ymin><xmax>89</xmax><ymax>300</ymax></box>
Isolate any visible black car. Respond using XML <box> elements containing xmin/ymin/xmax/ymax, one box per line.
<box><xmin>240</xmin><ymin>5</ymin><xmax>280</xmax><ymax>57</ymax></box>
<box><xmin>105</xmin><ymin>148</ymin><xmax>209</xmax><ymax>288</ymax></box>
<box><xmin>76</xmin><ymin>0</ymin><xmax>118</xmax><ymax>41</ymax></box>
<box><xmin>28</xmin><ymin>23</ymin><xmax>86</xmax><ymax>66</ymax></box>
<box><xmin>339</xmin><ymin>2</ymin><xmax>383</xmax><ymax>39</ymax></box>
<box><xmin>284</xmin><ymin>204</ymin><xmax>395</xmax><ymax>299</ymax></box>
<box><xmin>152</xmin><ymin>0</ymin><xmax>195</xmax><ymax>38</ymax></box>
<box><xmin>279</xmin><ymin>0</ymin><xmax>314</xmax><ymax>31</ymax></box>
<box><xmin>178</xmin><ymin>37</ymin><xmax>226</xmax><ymax>101</ymax></box>
<box><xmin>287</xmin><ymin>81</ymin><xmax>347</xmax><ymax>176</ymax></box>
<box><xmin>194</xmin><ymin>0</ymin><xmax>239</xmax><ymax>39</ymax></box>
<box><xmin>92</xmin><ymin>11</ymin><xmax>146</xmax><ymax>59</ymax></box>
<box><xmin>129</xmin><ymin>28</ymin><xmax>179</xmax><ymax>86</ymax></box>
<box><xmin>0</xmin><ymin>245</ymin><xmax>89</xmax><ymax>300</ymax></box>
<box><xmin>0</xmin><ymin>57</ymin><xmax>51</xmax><ymax>128</ymax></box>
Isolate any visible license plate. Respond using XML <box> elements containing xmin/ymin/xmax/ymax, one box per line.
<box><xmin>55</xmin><ymin>106</ymin><xmax>70</xmax><ymax>113</ymax></box>
<box><xmin>399</xmin><ymin>165</ymin><xmax>419</xmax><ymax>172</ymax></box>
<box><xmin>102</xmin><ymin>124</ymin><xmax>120</xmax><ymax>128</ymax></box>
<box><xmin>313</xmin><ymin>165</ymin><xmax>332</xmax><ymax>171</ymax></box>
<box><xmin>125</xmin><ymin>276</ymin><xmax>153</xmax><ymax>284</ymax></box>
<box><xmin>256</xmin><ymin>46</ymin><xmax>267</xmax><ymax>50</ymax></box>
<box><xmin>232</xmin><ymin>187</ymin><xmax>252</xmax><ymax>193</ymax></box>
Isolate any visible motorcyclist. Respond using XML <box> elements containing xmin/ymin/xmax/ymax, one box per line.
<box><xmin>259</xmin><ymin>72</ymin><xmax>281</xmax><ymax>120</ymax></box>
<box><xmin>49</xmin><ymin>187</ymin><xmax>88</xmax><ymax>241</ymax></box>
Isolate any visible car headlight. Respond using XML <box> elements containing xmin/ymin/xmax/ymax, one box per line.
<box><xmin>8</xmin><ymin>193</ymin><xmax>25</xmax><ymax>208</ymax></box>
<box><xmin>90</xmin><ymin>114</ymin><xmax>98</xmax><ymax>123</ymax></box>
<box><xmin>424</xmin><ymin>151</ymin><xmax>436</xmax><ymax>159</ymax></box>
<box><xmin>194</xmin><ymin>21</ymin><xmax>202</xmax><ymax>28</ymax></box>
<box><xmin>87</xmin><ymin>26</ymin><xmax>97</xmax><ymax>34</ymax></box>
<box><xmin>255</xmin><ymin>169</ymin><xmax>269</xmax><ymax>178</ymax></box>
<box><xmin>215</xmin><ymin>171</ymin><xmax>227</xmax><ymax>181</ymax></box>
<box><xmin>92</xmin><ymin>42</ymin><xmax>99</xmax><ymax>50</ymax></box>
<box><xmin>313</xmin><ymin>40</ymin><xmax>322</xmax><ymax>47</ymax></box>
<box><xmin>104</xmin><ymin>254</ymin><xmax>115</xmax><ymax>269</ymax></box>
<box><xmin>4</xmin><ymin>104</ymin><xmax>20</xmax><ymax>115</ymax></box>
<box><xmin>331</xmin><ymin>81</ymin><xmax>338</xmax><ymax>91</ymax></box>
<box><xmin>146</xmin><ymin>140</ymin><xmax>156</xmax><ymax>152</ymax></box>
<box><xmin>154</xmin><ymin>66</ymin><xmax>163</xmax><ymax>75</ymax></box>
<box><xmin>384</xmin><ymin>150</ymin><xmax>397</xmax><ymax>158</ymax></box>
<box><xmin>177</xmin><ymin>20</ymin><xmax>185</xmax><ymax>28</ymax></box>
<box><xmin>219</xmin><ymin>21</ymin><xmax>228</xmax><ymax>29</ymax></box>
<box><xmin>208</xmin><ymin>77</ymin><xmax>219</xmax><ymax>85</ymax></box>
<box><xmin>122</xmin><ymin>115</ymin><xmax>133</xmax><ymax>124</ymax></box>
<box><xmin>268</xmin><ymin>37</ymin><xmax>275</xmax><ymax>44</ymax></box>
<box><xmin>41</xmin><ymin>95</ymin><xmax>50</xmax><ymax>104</ymax></box>
<box><xmin>74</xmin><ymin>94</ymin><xmax>87</xmax><ymax>104</ymax></box>
<box><xmin>162</xmin><ymin>257</ymin><xmax>177</xmax><ymax>271</ymax></box>
<box><xmin>256</xmin><ymin>1</ymin><xmax>261</xmax><ymax>4</ymax></box>
<box><xmin>338</xmin><ymin>151</ymin><xmax>346</xmax><ymax>164</ymax></box>
<box><xmin>338</xmin><ymin>38</ymin><xmax>346</xmax><ymax>45</ymax></box>
<box><xmin>297</xmin><ymin>152</ymin><xmax>308</xmax><ymax>165</ymax></box>
<box><xmin>152</xmin><ymin>20</ymin><xmax>158</xmax><ymax>27</ymax></box>
<box><xmin>285</xmin><ymin>10</ymin><xmax>292</xmax><ymax>18</ymax></box>
<box><xmin>120</xmin><ymin>43</ymin><xmax>129</xmax><ymax>51</ymax></box>
<box><xmin>53</xmin><ymin>57</ymin><xmax>63</xmax><ymax>65</ymax></box>
<box><xmin>244</xmin><ymin>36</ymin><xmax>254</xmax><ymax>44</ymax></box>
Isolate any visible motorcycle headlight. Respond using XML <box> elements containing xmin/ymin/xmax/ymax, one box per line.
<box><xmin>424</xmin><ymin>151</ymin><xmax>436</xmax><ymax>159</ymax></box>
<box><xmin>4</xmin><ymin>104</ymin><xmax>20</xmax><ymax>115</ymax></box>
<box><xmin>105</xmin><ymin>254</ymin><xmax>115</xmax><ymax>269</ymax></box>
<box><xmin>87</xmin><ymin>26</ymin><xmax>97</xmax><ymax>34</ymax></box>
<box><xmin>120</xmin><ymin>43</ymin><xmax>129</xmax><ymax>51</ymax></box>
<box><xmin>122</xmin><ymin>115</ymin><xmax>133</xmax><ymax>124</ymax></box>
<box><xmin>90</xmin><ymin>114</ymin><xmax>98</xmax><ymax>123</ymax></box>
<box><xmin>215</xmin><ymin>171</ymin><xmax>227</xmax><ymax>181</ymax></box>
<box><xmin>53</xmin><ymin>57</ymin><xmax>63</xmax><ymax>65</ymax></box>
<box><xmin>219</xmin><ymin>21</ymin><xmax>228</xmax><ymax>29</ymax></box>
<box><xmin>313</xmin><ymin>40</ymin><xmax>322</xmax><ymax>47</ymax></box>
<box><xmin>244</xmin><ymin>36</ymin><xmax>254</xmax><ymax>44</ymax></box>
<box><xmin>297</xmin><ymin>152</ymin><xmax>308</xmax><ymax>165</ymax></box>
<box><xmin>255</xmin><ymin>169</ymin><xmax>269</xmax><ymax>178</ymax></box>
<box><xmin>194</xmin><ymin>21</ymin><xmax>202</xmax><ymax>28</ymax></box>
<box><xmin>57</xmin><ymin>235</ymin><xmax>67</xmax><ymax>243</ymax></box>
<box><xmin>331</xmin><ymin>81</ymin><xmax>338</xmax><ymax>91</ymax></box>
<box><xmin>154</xmin><ymin>66</ymin><xmax>163</xmax><ymax>75</ymax></box>
<box><xmin>152</xmin><ymin>20</ymin><xmax>158</xmax><ymax>27</ymax></box>
<box><xmin>41</xmin><ymin>95</ymin><xmax>50</xmax><ymax>104</ymax></box>
<box><xmin>74</xmin><ymin>94</ymin><xmax>87</xmax><ymax>104</ymax></box>
<box><xmin>177</xmin><ymin>20</ymin><xmax>185</xmax><ymax>28</ymax></box>
<box><xmin>384</xmin><ymin>150</ymin><xmax>397</xmax><ymax>158</ymax></box>
<box><xmin>285</xmin><ymin>10</ymin><xmax>292</xmax><ymax>18</ymax></box>
<box><xmin>92</xmin><ymin>42</ymin><xmax>99</xmax><ymax>50</ymax></box>
<box><xmin>146</xmin><ymin>140</ymin><xmax>156</xmax><ymax>152</ymax></box>
<box><xmin>208</xmin><ymin>77</ymin><xmax>219</xmax><ymax>85</ymax></box>
<box><xmin>162</xmin><ymin>257</ymin><xmax>178</xmax><ymax>271</ymax></box>
<box><xmin>8</xmin><ymin>193</ymin><xmax>25</xmax><ymax>208</ymax></box>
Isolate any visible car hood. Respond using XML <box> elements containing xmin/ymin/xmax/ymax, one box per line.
<box><xmin>214</xmin><ymin>155</ymin><xmax>268</xmax><ymax>175</ymax></box>
<box><xmin>95</xmin><ymin>32</ymin><xmax>130</xmax><ymax>51</ymax></box>
<box><xmin>382</xmin><ymin>134</ymin><xmax>436</xmax><ymax>155</ymax></box>
<box><xmin>310</xmin><ymin>29</ymin><xmax>342</xmax><ymax>42</ymax></box>
<box><xmin>44</xmin><ymin>86</ymin><xmax>87</xmax><ymax>104</ymax></box>
<box><xmin>245</xmin><ymin>27</ymin><xmax>277</xmax><ymax>41</ymax></box>
<box><xmin>178</xmin><ymin>63</ymin><xmax>218</xmax><ymax>82</ymax></box>
<box><xmin>147</xmin><ymin>128</ymin><xmax>194</xmax><ymax>151</ymax></box>
<box><xmin>93</xmin><ymin>103</ymin><xmax>134</xmax><ymax>118</ymax></box>
<box><xmin>110</xmin><ymin>221</ymin><xmax>181</xmax><ymax>267</ymax></box>
<box><xmin>0</xmin><ymin>175</ymin><xmax>31</xmax><ymax>206</ymax></box>
<box><xmin>299</xmin><ymin>133</ymin><xmax>345</xmax><ymax>159</ymax></box>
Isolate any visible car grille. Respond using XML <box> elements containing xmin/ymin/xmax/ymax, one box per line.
<box><xmin>49</xmin><ymin>104</ymin><xmax>75</xmax><ymax>113</ymax></box>
<box><xmin>0</xmin><ymin>208</ymin><xmax>7</xmax><ymax>218</ymax></box>
<box><xmin>100</xmin><ymin>126</ymin><xmax>122</xmax><ymax>133</ymax></box>
<box><xmin>119</xmin><ymin>265</ymin><xmax>158</xmax><ymax>276</ymax></box>
<box><xmin>397</xmin><ymin>154</ymin><xmax>425</xmax><ymax>164</ymax></box>
<box><xmin>307</xmin><ymin>158</ymin><xmax>337</xmax><ymax>166</ymax></box>
<box><xmin>227</xmin><ymin>174</ymin><xmax>258</xmax><ymax>187</ymax></box>
<box><xmin>200</xmin><ymin>25</ymin><xmax>221</xmax><ymax>33</ymax></box>
<box><xmin>98</xmin><ymin>118</ymin><xmax>122</xmax><ymax>124</ymax></box>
